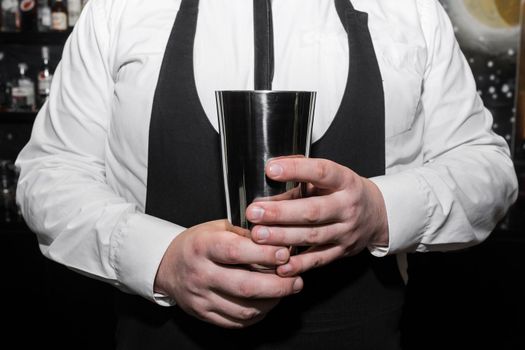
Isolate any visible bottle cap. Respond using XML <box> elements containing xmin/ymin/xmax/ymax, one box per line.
<box><xmin>18</xmin><ymin>63</ymin><xmax>29</xmax><ymax>74</ymax></box>
<box><xmin>42</xmin><ymin>46</ymin><xmax>50</xmax><ymax>61</ymax></box>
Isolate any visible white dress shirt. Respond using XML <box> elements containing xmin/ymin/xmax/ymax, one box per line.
<box><xmin>16</xmin><ymin>0</ymin><xmax>518</xmax><ymax>305</ymax></box>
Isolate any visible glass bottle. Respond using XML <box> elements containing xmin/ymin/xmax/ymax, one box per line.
<box><xmin>37</xmin><ymin>0</ymin><xmax>51</xmax><ymax>31</ymax></box>
<box><xmin>51</xmin><ymin>0</ymin><xmax>67</xmax><ymax>31</ymax></box>
<box><xmin>11</xmin><ymin>62</ymin><xmax>35</xmax><ymax>112</ymax></box>
<box><xmin>67</xmin><ymin>0</ymin><xmax>81</xmax><ymax>28</ymax></box>
<box><xmin>1</xmin><ymin>0</ymin><xmax>19</xmax><ymax>31</ymax></box>
<box><xmin>18</xmin><ymin>0</ymin><xmax>37</xmax><ymax>32</ymax></box>
<box><xmin>37</xmin><ymin>46</ymin><xmax>53</xmax><ymax>108</ymax></box>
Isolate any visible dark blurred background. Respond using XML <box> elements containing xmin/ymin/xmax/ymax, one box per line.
<box><xmin>403</xmin><ymin>1</ymin><xmax>525</xmax><ymax>349</ymax></box>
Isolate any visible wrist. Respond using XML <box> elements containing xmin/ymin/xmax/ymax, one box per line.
<box><xmin>153</xmin><ymin>234</ymin><xmax>180</xmax><ymax>297</ymax></box>
<box><xmin>363</xmin><ymin>178</ymin><xmax>389</xmax><ymax>248</ymax></box>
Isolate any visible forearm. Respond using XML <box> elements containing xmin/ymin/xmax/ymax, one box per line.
<box><xmin>371</xmin><ymin>127</ymin><xmax>517</xmax><ymax>255</ymax></box>
<box><xmin>16</xmin><ymin>141</ymin><xmax>184</xmax><ymax>303</ymax></box>
<box><xmin>368</xmin><ymin>0</ymin><xmax>517</xmax><ymax>256</ymax></box>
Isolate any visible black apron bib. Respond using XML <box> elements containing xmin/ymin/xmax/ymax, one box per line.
<box><xmin>116</xmin><ymin>0</ymin><xmax>405</xmax><ymax>348</ymax></box>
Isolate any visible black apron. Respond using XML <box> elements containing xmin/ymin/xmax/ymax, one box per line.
<box><xmin>116</xmin><ymin>0</ymin><xmax>405</xmax><ymax>348</ymax></box>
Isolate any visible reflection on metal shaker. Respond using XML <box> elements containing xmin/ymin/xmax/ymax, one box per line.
<box><xmin>216</xmin><ymin>90</ymin><xmax>316</xmax><ymax>229</ymax></box>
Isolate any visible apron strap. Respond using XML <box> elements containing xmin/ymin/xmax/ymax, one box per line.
<box><xmin>180</xmin><ymin>0</ymin><xmax>198</xmax><ymax>11</ymax></box>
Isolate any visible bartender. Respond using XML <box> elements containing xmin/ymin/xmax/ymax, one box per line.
<box><xmin>16</xmin><ymin>0</ymin><xmax>517</xmax><ymax>349</ymax></box>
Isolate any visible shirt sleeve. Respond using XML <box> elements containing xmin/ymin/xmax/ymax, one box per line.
<box><xmin>369</xmin><ymin>0</ymin><xmax>518</xmax><ymax>256</ymax></box>
<box><xmin>15</xmin><ymin>0</ymin><xmax>183</xmax><ymax>306</ymax></box>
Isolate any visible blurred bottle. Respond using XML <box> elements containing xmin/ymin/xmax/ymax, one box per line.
<box><xmin>67</xmin><ymin>0</ymin><xmax>80</xmax><ymax>27</ymax></box>
<box><xmin>50</xmin><ymin>0</ymin><xmax>67</xmax><ymax>31</ymax></box>
<box><xmin>11</xmin><ymin>62</ymin><xmax>35</xmax><ymax>112</ymax></box>
<box><xmin>37</xmin><ymin>46</ymin><xmax>52</xmax><ymax>108</ymax></box>
<box><xmin>0</xmin><ymin>160</ymin><xmax>16</xmax><ymax>224</ymax></box>
<box><xmin>81</xmin><ymin>0</ymin><xmax>88</xmax><ymax>10</ymax></box>
<box><xmin>1</xmin><ymin>0</ymin><xmax>19</xmax><ymax>31</ymax></box>
<box><xmin>37</xmin><ymin>0</ymin><xmax>50</xmax><ymax>31</ymax></box>
<box><xmin>18</xmin><ymin>0</ymin><xmax>37</xmax><ymax>31</ymax></box>
<box><xmin>0</xmin><ymin>52</ymin><xmax>10</xmax><ymax>111</ymax></box>
<box><xmin>0</xmin><ymin>52</ymin><xmax>5</xmax><ymax>109</ymax></box>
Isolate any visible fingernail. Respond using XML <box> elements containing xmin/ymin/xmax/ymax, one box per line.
<box><xmin>275</xmin><ymin>248</ymin><xmax>288</xmax><ymax>263</ymax></box>
<box><xmin>268</xmin><ymin>163</ymin><xmax>283</xmax><ymax>177</ymax></box>
<box><xmin>257</xmin><ymin>227</ymin><xmax>270</xmax><ymax>241</ymax></box>
<box><xmin>293</xmin><ymin>278</ymin><xmax>303</xmax><ymax>293</ymax></box>
<box><xmin>248</xmin><ymin>207</ymin><xmax>265</xmax><ymax>221</ymax></box>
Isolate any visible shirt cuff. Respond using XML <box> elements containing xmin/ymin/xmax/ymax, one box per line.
<box><xmin>368</xmin><ymin>171</ymin><xmax>430</xmax><ymax>256</ymax></box>
<box><xmin>111</xmin><ymin>212</ymin><xmax>186</xmax><ymax>306</ymax></box>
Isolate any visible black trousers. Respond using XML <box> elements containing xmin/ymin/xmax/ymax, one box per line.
<box><xmin>115</xmin><ymin>255</ymin><xmax>404</xmax><ymax>350</ymax></box>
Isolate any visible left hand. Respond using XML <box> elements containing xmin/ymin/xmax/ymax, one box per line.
<box><xmin>246</xmin><ymin>157</ymin><xmax>389</xmax><ymax>277</ymax></box>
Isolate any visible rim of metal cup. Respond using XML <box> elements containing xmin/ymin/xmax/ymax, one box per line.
<box><xmin>215</xmin><ymin>90</ymin><xmax>316</xmax><ymax>94</ymax></box>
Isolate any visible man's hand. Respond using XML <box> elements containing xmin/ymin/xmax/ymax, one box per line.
<box><xmin>154</xmin><ymin>220</ymin><xmax>303</xmax><ymax>329</ymax></box>
<box><xmin>246</xmin><ymin>157</ymin><xmax>389</xmax><ymax>277</ymax></box>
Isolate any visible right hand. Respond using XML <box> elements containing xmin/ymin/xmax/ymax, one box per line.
<box><xmin>154</xmin><ymin>220</ymin><xmax>304</xmax><ymax>329</ymax></box>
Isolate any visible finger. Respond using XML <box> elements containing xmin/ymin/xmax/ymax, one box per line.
<box><xmin>203</xmin><ymin>310</ymin><xmax>265</xmax><ymax>329</ymax></box>
<box><xmin>208</xmin><ymin>293</ymin><xmax>280</xmax><ymax>324</ymax></box>
<box><xmin>252</xmin><ymin>185</ymin><xmax>302</xmax><ymax>202</ymax></box>
<box><xmin>266</xmin><ymin>158</ymin><xmax>352</xmax><ymax>190</ymax></box>
<box><xmin>251</xmin><ymin>223</ymin><xmax>349</xmax><ymax>247</ymax></box>
<box><xmin>276</xmin><ymin>245</ymin><xmax>343</xmax><ymax>277</ymax></box>
<box><xmin>224</xmin><ymin>221</ymin><xmax>251</xmax><ymax>238</ymax></box>
<box><xmin>246</xmin><ymin>194</ymin><xmax>344</xmax><ymax>225</ymax></box>
<box><xmin>205</xmin><ymin>219</ymin><xmax>250</xmax><ymax>238</ymax></box>
<box><xmin>209</xmin><ymin>266</ymin><xmax>304</xmax><ymax>299</ymax></box>
<box><xmin>206</xmin><ymin>232</ymin><xmax>291</xmax><ymax>266</ymax></box>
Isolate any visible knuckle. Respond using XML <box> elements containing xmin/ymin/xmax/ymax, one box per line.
<box><xmin>291</xmin><ymin>158</ymin><xmax>300</xmax><ymax>176</ymax></box>
<box><xmin>191</xmin><ymin>235</ymin><xmax>206</xmax><ymax>257</ymax></box>
<box><xmin>238</xmin><ymin>281</ymin><xmax>256</xmax><ymax>298</ymax></box>
<box><xmin>312</xmin><ymin>256</ymin><xmax>324</xmax><ymax>268</ymax></box>
<box><xmin>274</xmin><ymin>285</ymin><xmax>289</xmax><ymax>298</ymax></box>
<box><xmin>305</xmin><ymin>227</ymin><xmax>321</xmax><ymax>245</ymax></box>
<box><xmin>239</xmin><ymin>308</ymin><xmax>260</xmax><ymax>321</ymax></box>
<box><xmin>304</xmin><ymin>205</ymin><xmax>321</xmax><ymax>224</ymax></box>
<box><xmin>225</xmin><ymin>244</ymin><xmax>240</xmax><ymax>262</ymax></box>
<box><xmin>343</xmin><ymin>203</ymin><xmax>358</xmax><ymax>222</ymax></box>
<box><xmin>265</xmin><ymin>206</ymin><xmax>279</xmax><ymax>221</ymax></box>
<box><xmin>352</xmin><ymin>177</ymin><xmax>367</xmax><ymax>197</ymax></box>
<box><xmin>315</xmin><ymin>160</ymin><xmax>328</xmax><ymax>181</ymax></box>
